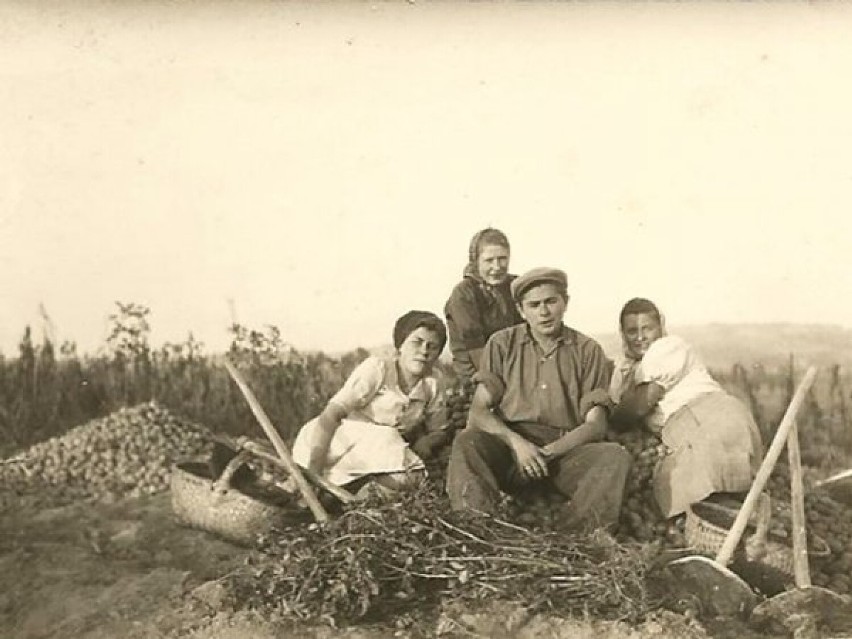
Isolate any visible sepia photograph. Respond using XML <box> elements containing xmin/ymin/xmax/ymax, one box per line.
<box><xmin>3</xmin><ymin>2</ymin><xmax>852</xmax><ymax>637</ymax></box>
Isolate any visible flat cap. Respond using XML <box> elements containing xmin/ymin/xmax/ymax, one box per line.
<box><xmin>511</xmin><ymin>267</ymin><xmax>568</xmax><ymax>302</ymax></box>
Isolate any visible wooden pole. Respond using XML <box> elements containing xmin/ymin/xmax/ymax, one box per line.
<box><xmin>223</xmin><ymin>359</ymin><xmax>329</xmax><ymax>523</ymax></box>
<box><xmin>787</xmin><ymin>416</ymin><xmax>812</xmax><ymax>588</ymax></box>
<box><xmin>239</xmin><ymin>440</ymin><xmax>358</xmax><ymax>505</ymax></box>
<box><xmin>717</xmin><ymin>366</ymin><xmax>818</xmax><ymax>566</ymax></box>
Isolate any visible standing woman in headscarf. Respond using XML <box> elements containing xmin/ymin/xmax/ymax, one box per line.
<box><xmin>291</xmin><ymin>311</ymin><xmax>451</xmax><ymax>491</ymax></box>
<box><xmin>444</xmin><ymin>228</ymin><xmax>523</xmax><ymax>380</ymax></box>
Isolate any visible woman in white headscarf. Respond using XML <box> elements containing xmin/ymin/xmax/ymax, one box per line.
<box><xmin>610</xmin><ymin>298</ymin><xmax>764</xmax><ymax>518</ymax></box>
<box><xmin>609</xmin><ymin>298</ymin><xmax>668</xmax><ymax>406</ymax></box>
<box><xmin>444</xmin><ymin>228</ymin><xmax>523</xmax><ymax>380</ymax></box>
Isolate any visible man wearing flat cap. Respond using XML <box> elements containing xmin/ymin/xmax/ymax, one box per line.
<box><xmin>446</xmin><ymin>267</ymin><xmax>631</xmax><ymax>531</ymax></box>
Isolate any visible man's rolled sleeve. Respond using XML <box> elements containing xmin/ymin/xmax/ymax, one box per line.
<box><xmin>578</xmin><ymin>342</ymin><xmax>615</xmax><ymax>418</ymax></box>
<box><xmin>579</xmin><ymin>388</ymin><xmax>614</xmax><ymax>418</ymax></box>
<box><xmin>472</xmin><ymin>333</ymin><xmax>506</xmax><ymax>405</ymax></box>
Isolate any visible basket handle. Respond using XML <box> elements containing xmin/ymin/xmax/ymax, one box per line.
<box><xmin>212</xmin><ymin>449</ymin><xmax>253</xmax><ymax>494</ymax></box>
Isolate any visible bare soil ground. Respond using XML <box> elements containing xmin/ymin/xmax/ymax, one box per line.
<box><xmin>0</xmin><ymin>493</ymin><xmax>776</xmax><ymax>639</ymax></box>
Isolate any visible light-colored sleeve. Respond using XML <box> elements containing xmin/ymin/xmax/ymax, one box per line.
<box><xmin>638</xmin><ymin>335</ymin><xmax>696</xmax><ymax>392</ymax></box>
<box><xmin>328</xmin><ymin>357</ymin><xmax>384</xmax><ymax>414</ymax></box>
<box><xmin>423</xmin><ymin>374</ymin><xmax>449</xmax><ymax>433</ymax></box>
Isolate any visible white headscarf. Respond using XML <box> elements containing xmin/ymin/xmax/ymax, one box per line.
<box><xmin>608</xmin><ymin>302</ymin><xmax>666</xmax><ymax>404</ymax></box>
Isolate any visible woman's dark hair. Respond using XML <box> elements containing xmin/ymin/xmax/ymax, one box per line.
<box><xmin>618</xmin><ymin>298</ymin><xmax>662</xmax><ymax>328</ymax></box>
<box><xmin>393</xmin><ymin>310</ymin><xmax>448</xmax><ymax>351</ymax></box>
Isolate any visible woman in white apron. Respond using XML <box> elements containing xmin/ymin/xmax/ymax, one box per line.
<box><xmin>609</xmin><ymin>298</ymin><xmax>764</xmax><ymax>518</ymax></box>
<box><xmin>292</xmin><ymin>311</ymin><xmax>450</xmax><ymax>491</ymax></box>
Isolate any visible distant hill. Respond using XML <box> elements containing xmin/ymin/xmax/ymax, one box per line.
<box><xmin>592</xmin><ymin>323</ymin><xmax>852</xmax><ymax>372</ymax></box>
<box><xmin>354</xmin><ymin>323</ymin><xmax>852</xmax><ymax>374</ymax></box>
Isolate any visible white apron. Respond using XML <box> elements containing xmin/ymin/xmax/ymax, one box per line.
<box><xmin>292</xmin><ymin>418</ymin><xmax>425</xmax><ymax>487</ymax></box>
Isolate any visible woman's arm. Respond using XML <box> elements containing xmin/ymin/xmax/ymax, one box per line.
<box><xmin>307</xmin><ymin>357</ymin><xmax>383</xmax><ymax>471</ymax></box>
<box><xmin>611</xmin><ymin>335</ymin><xmax>696</xmax><ymax>429</ymax></box>
<box><xmin>410</xmin><ymin>376</ymin><xmax>451</xmax><ymax>459</ymax></box>
<box><xmin>610</xmin><ymin>382</ymin><xmax>665</xmax><ymax>429</ymax></box>
<box><xmin>541</xmin><ymin>405</ymin><xmax>609</xmax><ymax>459</ymax></box>
<box><xmin>464</xmin><ymin>347</ymin><xmax>485</xmax><ymax>374</ymax></box>
<box><xmin>445</xmin><ymin>282</ymin><xmax>487</xmax><ymax>377</ymax></box>
<box><xmin>307</xmin><ymin>402</ymin><xmax>348</xmax><ymax>472</ymax></box>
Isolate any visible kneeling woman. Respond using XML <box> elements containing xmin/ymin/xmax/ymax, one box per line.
<box><xmin>610</xmin><ymin>298</ymin><xmax>764</xmax><ymax>518</ymax></box>
<box><xmin>292</xmin><ymin>311</ymin><xmax>450</xmax><ymax>492</ymax></box>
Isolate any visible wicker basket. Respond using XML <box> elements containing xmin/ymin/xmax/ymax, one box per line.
<box><xmin>171</xmin><ymin>450</ymin><xmax>306</xmax><ymax>546</ymax></box>
<box><xmin>685</xmin><ymin>494</ymin><xmax>829</xmax><ymax>578</ymax></box>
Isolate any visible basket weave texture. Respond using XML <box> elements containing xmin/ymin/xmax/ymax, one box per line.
<box><xmin>171</xmin><ymin>450</ymin><xmax>294</xmax><ymax>546</ymax></box>
<box><xmin>685</xmin><ymin>494</ymin><xmax>829</xmax><ymax>577</ymax></box>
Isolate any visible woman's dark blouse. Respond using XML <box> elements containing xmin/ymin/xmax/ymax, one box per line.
<box><xmin>444</xmin><ymin>275</ymin><xmax>522</xmax><ymax>379</ymax></box>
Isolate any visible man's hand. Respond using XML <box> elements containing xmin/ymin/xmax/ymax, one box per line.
<box><xmin>508</xmin><ymin>434</ymin><xmax>550</xmax><ymax>481</ymax></box>
<box><xmin>467</xmin><ymin>382</ymin><xmax>548</xmax><ymax>481</ymax></box>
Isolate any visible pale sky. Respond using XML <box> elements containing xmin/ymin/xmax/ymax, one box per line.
<box><xmin>3</xmin><ymin>1</ymin><xmax>852</xmax><ymax>356</ymax></box>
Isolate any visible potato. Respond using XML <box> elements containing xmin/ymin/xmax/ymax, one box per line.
<box><xmin>0</xmin><ymin>401</ymin><xmax>213</xmax><ymax>510</ymax></box>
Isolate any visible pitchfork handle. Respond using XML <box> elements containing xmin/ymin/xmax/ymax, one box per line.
<box><xmin>224</xmin><ymin>360</ymin><xmax>330</xmax><ymax>523</ymax></box>
<box><xmin>787</xmin><ymin>414</ymin><xmax>811</xmax><ymax>587</ymax></box>
<box><xmin>716</xmin><ymin>366</ymin><xmax>818</xmax><ymax>566</ymax></box>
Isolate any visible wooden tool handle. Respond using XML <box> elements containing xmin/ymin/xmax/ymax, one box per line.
<box><xmin>239</xmin><ymin>440</ymin><xmax>358</xmax><ymax>505</ymax></box>
<box><xmin>788</xmin><ymin>416</ymin><xmax>811</xmax><ymax>587</ymax></box>
<box><xmin>717</xmin><ymin>366</ymin><xmax>818</xmax><ymax>566</ymax></box>
<box><xmin>223</xmin><ymin>359</ymin><xmax>329</xmax><ymax>523</ymax></box>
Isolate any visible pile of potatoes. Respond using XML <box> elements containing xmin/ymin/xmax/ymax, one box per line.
<box><xmin>0</xmin><ymin>402</ymin><xmax>213</xmax><ymax>511</ymax></box>
<box><xmin>765</xmin><ymin>464</ymin><xmax>852</xmax><ymax>594</ymax></box>
<box><xmin>607</xmin><ymin>430</ymin><xmax>684</xmax><ymax>545</ymax></box>
<box><xmin>609</xmin><ymin>430</ymin><xmax>852</xmax><ymax>595</ymax></box>
<box><xmin>446</xmin><ymin>407</ymin><xmax>851</xmax><ymax>590</ymax></box>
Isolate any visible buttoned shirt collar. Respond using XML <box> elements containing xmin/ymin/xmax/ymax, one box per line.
<box><xmin>518</xmin><ymin>323</ymin><xmax>577</xmax><ymax>347</ymax></box>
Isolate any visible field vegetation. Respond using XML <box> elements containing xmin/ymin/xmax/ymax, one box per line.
<box><xmin>3</xmin><ymin>302</ymin><xmax>851</xmax><ymax>472</ymax></box>
<box><xmin>0</xmin><ymin>303</ymin><xmax>367</xmax><ymax>459</ymax></box>
<box><xmin>3</xmin><ymin>303</ymin><xmax>852</xmax><ymax>637</ymax></box>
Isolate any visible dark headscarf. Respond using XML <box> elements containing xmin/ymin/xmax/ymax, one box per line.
<box><xmin>462</xmin><ymin>228</ymin><xmax>514</xmax><ymax>317</ymax></box>
<box><xmin>393</xmin><ymin>310</ymin><xmax>448</xmax><ymax>351</ymax></box>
